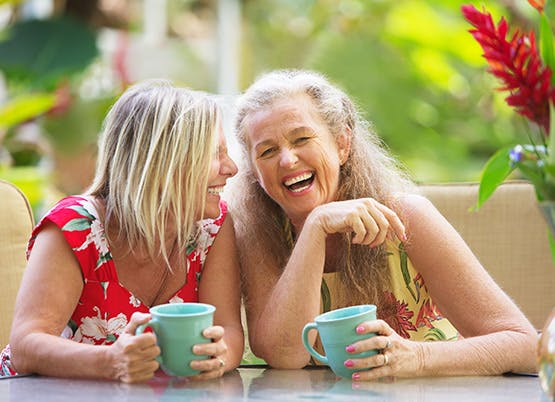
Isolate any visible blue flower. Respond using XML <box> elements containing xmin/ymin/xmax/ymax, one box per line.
<box><xmin>509</xmin><ymin>145</ymin><xmax>523</xmax><ymax>166</ymax></box>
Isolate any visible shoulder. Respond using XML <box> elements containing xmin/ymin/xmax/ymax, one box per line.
<box><xmin>391</xmin><ymin>192</ymin><xmax>453</xmax><ymax>243</ymax></box>
<box><xmin>41</xmin><ymin>196</ymin><xmax>100</xmax><ymax>228</ymax></box>
<box><xmin>28</xmin><ymin>195</ymin><xmax>103</xmax><ymax>257</ymax></box>
<box><xmin>393</xmin><ymin>193</ymin><xmax>438</xmax><ymax>221</ymax></box>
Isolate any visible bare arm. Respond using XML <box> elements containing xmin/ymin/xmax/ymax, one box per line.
<box><xmin>242</xmin><ymin>198</ymin><xmax>406</xmax><ymax>368</ymax></box>
<box><xmin>9</xmin><ymin>223</ymin><xmax>160</xmax><ymax>382</ymax></box>
<box><xmin>196</xmin><ymin>215</ymin><xmax>244</xmax><ymax>375</ymax></box>
<box><xmin>349</xmin><ymin>194</ymin><xmax>538</xmax><ymax>378</ymax></box>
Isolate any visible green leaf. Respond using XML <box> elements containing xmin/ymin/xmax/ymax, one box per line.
<box><xmin>540</xmin><ymin>13</ymin><xmax>555</xmax><ymax>85</ymax></box>
<box><xmin>548</xmin><ymin>103</ymin><xmax>555</xmax><ymax>166</ymax></box>
<box><xmin>518</xmin><ymin>161</ymin><xmax>549</xmax><ymax>200</ymax></box>
<box><xmin>0</xmin><ymin>93</ymin><xmax>56</xmax><ymax>129</ymax></box>
<box><xmin>62</xmin><ymin>218</ymin><xmax>91</xmax><ymax>232</ymax></box>
<box><xmin>424</xmin><ymin>327</ymin><xmax>447</xmax><ymax>341</ymax></box>
<box><xmin>0</xmin><ymin>16</ymin><xmax>98</xmax><ymax>90</ymax></box>
<box><xmin>474</xmin><ymin>146</ymin><xmax>515</xmax><ymax>210</ymax></box>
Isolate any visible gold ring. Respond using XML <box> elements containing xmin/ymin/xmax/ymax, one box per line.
<box><xmin>383</xmin><ymin>353</ymin><xmax>389</xmax><ymax>366</ymax></box>
<box><xmin>217</xmin><ymin>357</ymin><xmax>225</xmax><ymax>368</ymax></box>
<box><xmin>385</xmin><ymin>338</ymin><xmax>392</xmax><ymax>349</ymax></box>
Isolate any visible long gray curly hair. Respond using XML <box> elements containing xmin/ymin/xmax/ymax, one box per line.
<box><xmin>231</xmin><ymin>69</ymin><xmax>415</xmax><ymax>308</ymax></box>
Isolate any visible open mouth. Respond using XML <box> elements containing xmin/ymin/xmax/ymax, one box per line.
<box><xmin>207</xmin><ymin>185</ymin><xmax>224</xmax><ymax>195</ymax></box>
<box><xmin>283</xmin><ymin>172</ymin><xmax>315</xmax><ymax>193</ymax></box>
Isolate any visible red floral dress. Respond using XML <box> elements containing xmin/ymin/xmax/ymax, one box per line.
<box><xmin>1</xmin><ymin>196</ymin><xmax>226</xmax><ymax>376</ymax></box>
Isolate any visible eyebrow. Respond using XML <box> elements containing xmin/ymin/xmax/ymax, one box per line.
<box><xmin>253</xmin><ymin>126</ymin><xmax>315</xmax><ymax>151</ymax></box>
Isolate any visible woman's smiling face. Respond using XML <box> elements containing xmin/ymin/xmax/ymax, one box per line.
<box><xmin>244</xmin><ymin>94</ymin><xmax>350</xmax><ymax>226</ymax></box>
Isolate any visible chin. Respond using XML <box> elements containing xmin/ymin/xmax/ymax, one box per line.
<box><xmin>203</xmin><ymin>201</ymin><xmax>221</xmax><ymax>219</ymax></box>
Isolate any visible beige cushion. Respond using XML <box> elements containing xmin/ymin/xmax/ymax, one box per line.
<box><xmin>420</xmin><ymin>181</ymin><xmax>555</xmax><ymax>330</ymax></box>
<box><xmin>0</xmin><ymin>180</ymin><xmax>33</xmax><ymax>347</ymax></box>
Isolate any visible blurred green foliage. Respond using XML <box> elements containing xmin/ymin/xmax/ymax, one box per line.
<box><xmin>241</xmin><ymin>0</ymin><xmax>540</xmax><ymax>183</ymax></box>
<box><xmin>0</xmin><ymin>0</ymin><xmax>549</xmax><ymax>207</ymax></box>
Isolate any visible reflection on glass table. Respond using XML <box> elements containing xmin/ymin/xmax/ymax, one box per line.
<box><xmin>0</xmin><ymin>367</ymin><xmax>544</xmax><ymax>402</ymax></box>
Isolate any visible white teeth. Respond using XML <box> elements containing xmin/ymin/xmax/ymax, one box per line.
<box><xmin>208</xmin><ymin>186</ymin><xmax>224</xmax><ymax>195</ymax></box>
<box><xmin>284</xmin><ymin>172</ymin><xmax>313</xmax><ymax>186</ymax></box>
<box><xmin>290</xmin><ymin>183</ymin><xmax>311</xmax><ymax>193</ymax></box>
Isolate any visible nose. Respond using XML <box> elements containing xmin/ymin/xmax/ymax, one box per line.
<box><xmin>221</xmin><ymin>154</ymin><xmax>238</xmax><ymax>178</ymax></box>
<box><xmin>279</xmin><ymin>147</ymin><xmax>298</xmax><ymax>168</ymax></box>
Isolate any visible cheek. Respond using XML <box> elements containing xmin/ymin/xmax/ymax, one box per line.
<box><xmin>207</xmin><ymin>161</ymin><xmax>219</xmax><ymax>181</ymax></box>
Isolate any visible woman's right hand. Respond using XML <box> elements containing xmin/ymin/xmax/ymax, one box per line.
<box><xmin>107</xmin><ymin>312</ymin><xmax>160</xmax><ymax>383</ymax></box>
<box><xmin>307</xmin><ymin>198</ymin><xmax>406</xmax><ymax>247</ymax></box>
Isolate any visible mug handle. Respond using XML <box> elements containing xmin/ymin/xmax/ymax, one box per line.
<box><xmin>135</xmin><ymin>319</ymin><xmax>162</xmax><ymax>364</ymax></box>
<box><xmin>302</xmin><ymin>322</ymin><xmax>328</xmax><ymax>364</ymax></box>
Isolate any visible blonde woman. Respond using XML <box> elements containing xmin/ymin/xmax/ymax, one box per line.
<box><xmin>231</xmin><ymin>69</ymin><xmax>537</xmax><ymax>379</ymax></box>
<box><xmin>2</xmin><ymin>80</ymin><xmax>243</xmax><ymax>383</ymax></box>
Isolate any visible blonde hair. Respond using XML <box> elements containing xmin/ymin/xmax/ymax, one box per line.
<box><xmin>232</xmin><ymin>69</ymin><xmax>415</xmax><ymax>308</ymax></box>
<box><xmin>87</xmin><ymin>79</ymin><xmax>219</xmax><ymax>267</ymax></box>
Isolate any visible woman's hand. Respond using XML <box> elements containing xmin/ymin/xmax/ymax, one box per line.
<box><xmin>343</xmin><ymin>319</ymin><xmax>424</xmax><ymax>380</ymax></box>
<box><xmin>308</xmin><ymin>198</ymin><xmax>406</xmax><ymax>247</ymax></box>
<box><xmin>107</xmin><ymin>312</ymin><xmax>161</xmax><ymax>383</ymax></box>
<box><xmin>189</xmin><ymin>325</ymin><xmax>228</xmax><ymax>380</ymax></box>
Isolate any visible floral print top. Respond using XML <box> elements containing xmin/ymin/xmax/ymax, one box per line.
<box><xmin>1</xmin><ymin>196</ymin><xmax>226</xmax><ymax>376</ymax></box>
<box><xmin>313</xmin><ymin>239</ymin><xmax>458</xmax><ymax>360</ymax></box>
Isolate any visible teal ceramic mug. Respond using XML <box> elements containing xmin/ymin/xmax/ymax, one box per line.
<box><xmin>136</xmin><ymin>302</ymin><xmax>215</xmax><ymax>377</ymax></box>
<box><xmin>302</xmin><ymin>304</ymin><xmax>378</xmax><ymax>379</ymax></box>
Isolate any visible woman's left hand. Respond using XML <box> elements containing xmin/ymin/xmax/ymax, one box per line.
<box><xmin>344</xmin><ymin>319</ymin><xmax>423</xmax><ymax>380</ymax></box>
<box><xmin>189</xmin><ymin>325</ymin><xmax>228</xmax><ymax>380</ymax></box>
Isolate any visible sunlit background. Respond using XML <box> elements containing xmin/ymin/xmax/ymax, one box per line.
<box><xmin>0</xmin><ymin>0</ymin><xmax>549</xmax><ymax>218</ymax></box>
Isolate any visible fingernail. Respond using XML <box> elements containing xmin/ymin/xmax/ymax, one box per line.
<box><xmin>402</xmin><ymin>233</ymin><xmax>407</xmax><ymax>242</ymax></box>
<box><xmin>344</xmin><ymin>359</ymin><xmax>354</xmax><ymax>368</ymax></box>
<box><xmin>345</xmin><ymin>345</ymin><xmax>356</xmax><ymax>353</ymax></box>
<box><xmin>356</xmin><ymin>326</ymin><xmax>365</xmax><ymax>334</ymax></box>
<box><xmin>352</xmin><ymin>373</ymin><xmax>360</xmax><ymax>381</ymax></box>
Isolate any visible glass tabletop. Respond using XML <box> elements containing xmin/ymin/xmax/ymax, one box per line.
<box><xmin>0</xmin><ymin>367</ymin><xmax>544</xmax><ymax>402</ymax></box>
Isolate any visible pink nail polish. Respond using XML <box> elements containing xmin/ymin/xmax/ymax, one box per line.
<box><xmin>352</xmin><ymin>373</ymin><xmax>360</xmax><ymax>381</ymax></box>
<box><xmin>345</xmin><ymin>345</ymin><xmax>356</xmax><ymax>353</ymax></box>
<box><xmin>344</xmin><ymin>359</ymin><xmax>354</xmax><ymax>368</ymax></box>
<box><xmin>356</xmin><ymin>326</ymin><xmax>365</xmax><ymax>334</ymax></box>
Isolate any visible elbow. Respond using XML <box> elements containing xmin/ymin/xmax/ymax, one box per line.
<box><xmin>8</xmin><ymin>341</ymin><xmax>33</xmax><ymax>375</ymax></box>
<box><xmin>263</xmin><ymin>354</ymin><xmax>309</xmax><ymax>369</ymax></box>
<box><xmin>251</xmin><ymin>340</ymin><xmax>310</xmax><ymax>369</ymax></box>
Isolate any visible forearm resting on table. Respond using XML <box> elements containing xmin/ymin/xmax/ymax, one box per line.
<box><xmin>418</xmin><ymin>330</ymin><xmax>538</xmax><ymax>376</ymax></box>
<box><xmin>11</xmin><ymin>332</ymin><xmax>113</xmax><ymax>379</ymax></box>
<box><xmin>223</xmin><ymin>325</ymin><xmax>246</xmax><ymax>371</ymax></box>
<box><xmin>248</xmin><ymin>306</ymin><xmax>314</xmax><ymax>369</ymax></box>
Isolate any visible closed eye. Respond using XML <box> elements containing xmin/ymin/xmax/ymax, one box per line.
<box><xmin>294</xmin><ymin>137</ymin><xmax>311</xmax><ymax>145</ymax></box>
<box><xmin>260</xmin><ymin>147</ymin><xmax>277</xmax><ymax>158</ymax></box>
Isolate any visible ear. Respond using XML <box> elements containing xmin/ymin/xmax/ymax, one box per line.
<box><xmin>337</xmin><ymin>128</ymin><xmax>352</xmax><ymax>165</ymax></box>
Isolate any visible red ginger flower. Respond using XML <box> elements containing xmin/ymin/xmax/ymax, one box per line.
<box><xmin>462</xmin><ymin>4</ymin><xmax>555</xmax><ymax>135</ymax></box>
<box><xmin>528</xmin><ymin>0</ymin><xmax>545</xmax><ymax>12</ymax></box>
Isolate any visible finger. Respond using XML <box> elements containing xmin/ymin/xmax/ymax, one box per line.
<box><xmin>188</xmin><ymin>365</ymin><xmax>224</xmax><ymax>381</ymax></box>
<box><xmin>123</xmin><ymin>331</ymin><xmax>158</xmax><ymax>350</ymax></box>
<box><xmin>192</xmin><ymin>340</ymin><xmax>227</xmax><ymax>357</ymax></box>
<box><xmin>190</xmin><ymin>356</ymin><xmax>225</xmax><ymax>373</ymax></box>
<box><xmin>202</xmin><ymin>325</ymin><xmax>224</xmax><ymax>340</ymax></box>
<box><xmin>352</xmin><ymin>364</ymin><xmax>391</xmax><ymax>381</ymax></box>
<box><xmin>349</xmin><ymin>215</ymin><xmax>369</xmax><ymax>244</ymax></box>
<box><xmin>353</xmin><ymin>208</ymin><xmax>379</xmax><ymax>245</ymax></box>
<box><xmin>346</xmin><ymin>351</ymin><xmax>387</xmax><ymax>371</ymax></box>
<box><xmin>356</xmin><ymin>319</ymin><xmax>393</xmax><ymax>336</ymax></box>
<box><xmin>119</xmin><ymin>362</ymin><xmax>159</xmax><ymax>384</ymax></box>
<box><xmin>376</xmin><ymin>203</ymin><xmax>406</xmax><ymax>242</ymax></box>
<box><xmin>124</xmin><ymin>312</ymin><xmax>152</xmax><ymax>334</ymax></box>
<box><xmin>116</xmin><ymin>356</ymin><xmax>159</xmax><ymax>383</ymax></box>
<box><xmin>346</xmin><ymin>335</ymin><xmax>391</xmax><ymax>354</ymax></box>
<box><xmin>364</xmin><ymin>209</ymin><xmax>388</xmax><ymax>247</ymax></box>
